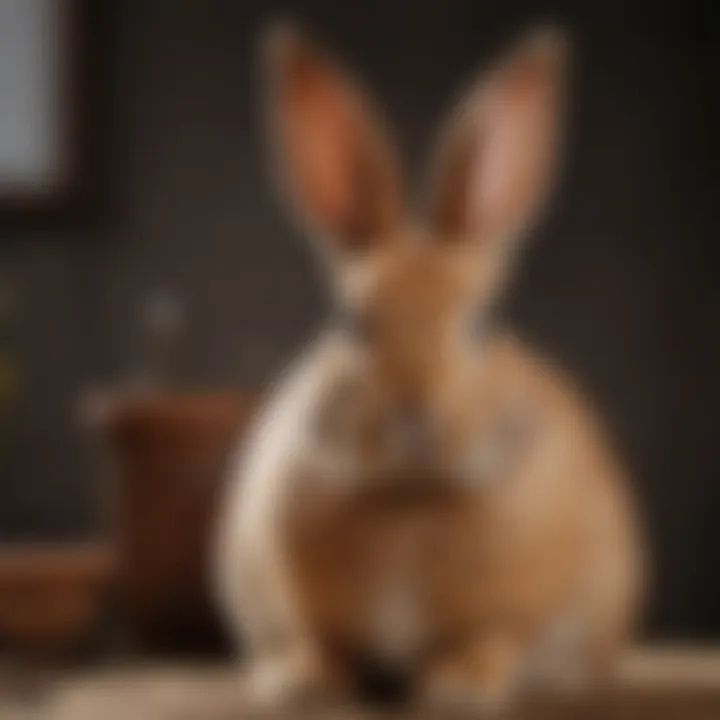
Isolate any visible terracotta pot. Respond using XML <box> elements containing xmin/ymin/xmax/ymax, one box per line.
<box><xmin>88</xmin><ymin>392</ymin><xmax>256</xmax><ymax>653</ymax></box>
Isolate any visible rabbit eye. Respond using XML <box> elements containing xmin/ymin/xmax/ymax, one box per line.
<box><xmin>332</xmin><ymin>305</ymin><xmax>372</xmax><ymax>343</ymax></box>
<box><xmin>469</xmin><ymin>307</ymin><xmax>487</xmax><ymax>342</ymax></box>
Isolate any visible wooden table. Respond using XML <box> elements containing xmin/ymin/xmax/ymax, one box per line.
<box><xmin>2</xmin><ymin>649</ymin><xmax>720</xmax><ymax>720</ymax></box>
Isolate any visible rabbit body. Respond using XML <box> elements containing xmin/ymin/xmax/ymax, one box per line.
<box><xmin>218</xmin><ymin>328</ymin><xmax>641</xmax><ymax>707</ymax></box>
<box><xmin>215</xmin><ymin>25</ymin><xmax>643</xmax><ymax>710</ymax></box>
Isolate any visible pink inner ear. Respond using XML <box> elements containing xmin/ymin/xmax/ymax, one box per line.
<box><xmin>470</xmin><ymin>70</ymin><xmax>557</xmax><ymax>239</ymax></box>
<box><xmin>473</xmin><ymin>105</ymin><xmax>532</xmax><ymax>234</ymax></box>
<box><xmin>284</xmin><ymin>71</ymin><xmax>358</xmax><ymax>234</ymax></box>
<box><xmin>470</xmin><ymin>116</ymin><xmax>507</xmax><ymax>232</ymax></box>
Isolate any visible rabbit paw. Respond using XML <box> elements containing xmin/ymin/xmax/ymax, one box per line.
<box><xmin>423</xmin><ymin>678</ymin><xmax>510</xmax><ymax>717</ymax></box>
<box><xmin>421</xmin><ymin>636</ymin><xmax>522</xmax><ymax>716</ymax></box>
<box><xmin>243</xmin><ymin>648</ymin><xmax>341</xmax><ymax>713</ymax></box>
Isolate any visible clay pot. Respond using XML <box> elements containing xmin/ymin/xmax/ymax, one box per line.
<box><xmin>88</xmin><ymin>392</ymin><xmax>256</xmax><ymax>653</ymax></box>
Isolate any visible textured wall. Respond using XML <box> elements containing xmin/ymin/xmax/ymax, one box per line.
<box><xmin>0</xmin><ymin>0</ymin><xmax>716</xmax><ymax>638</ymax></box>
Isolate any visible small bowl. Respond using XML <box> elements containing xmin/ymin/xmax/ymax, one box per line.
<box><xmin>0</xmin><ymin>544</ymin><xmax>113</xmax><ymax>655</ymax></box>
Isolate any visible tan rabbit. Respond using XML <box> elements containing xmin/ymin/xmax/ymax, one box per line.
<box><xmin>215</xmin><ymin>23</ymin><xmax>644</xmax><ymax>712</ymax></box>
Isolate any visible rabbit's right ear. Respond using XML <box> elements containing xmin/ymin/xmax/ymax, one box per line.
<box><xmin>425</xmin><ymin>28</ymin><xmax>568</xmax><ymax>249</ymax></box>
<box><xmin>264</xmin><ymin>24</ymin><xmax>403</xmax><ymax>254</ymax></box>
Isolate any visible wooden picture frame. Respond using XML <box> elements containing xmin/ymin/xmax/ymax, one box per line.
<box><xmin>0</xmin><ymin>0</ymin><xmax>85</xmax><ymax>216</ymax></box>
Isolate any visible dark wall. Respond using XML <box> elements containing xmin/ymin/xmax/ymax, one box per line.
<box><xmin>0</xmin><ymin>0</ymin><xmax>717</xmax><ymax>639</ymax></box>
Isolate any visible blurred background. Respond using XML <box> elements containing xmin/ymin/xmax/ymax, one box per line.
<box><xmin>0</xmin><ymin>0</ymin><xmax>717</xmax><ymax>698</ymax></box>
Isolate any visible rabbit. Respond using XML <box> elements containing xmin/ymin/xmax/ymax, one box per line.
<box><xmin>215</xmin><ymin>23</ymin><xmax>644</xmax><ymax>713</ymax></box>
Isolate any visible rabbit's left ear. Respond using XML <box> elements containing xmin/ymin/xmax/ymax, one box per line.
<box><xmin>265</xmin><ymin>24</ymin><xmax>404</xmax><ymax>254</ymax></box>
<box><xmin>425</xmin><ymin>29</ymin><xmax>568</xmax><ymax>247</ymax></box>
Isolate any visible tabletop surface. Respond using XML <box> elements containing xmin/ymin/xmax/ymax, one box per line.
<box><xmin>2</xmin><ymin>648</ymin><xmax>720</xmax><ymax>720</ymax></box>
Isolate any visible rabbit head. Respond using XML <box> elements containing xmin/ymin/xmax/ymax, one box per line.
<box><xmin>266</xmin><ymin>24</ymin><xmax>567</xmax><ymax>454</ymax></box>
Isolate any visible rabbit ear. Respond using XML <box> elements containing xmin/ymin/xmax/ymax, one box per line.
<box><xmin>426</xmin><ymin>28</ymin><xmax>568</xmax><ymax>247</ymax></box>
<box><xmin>265</xmin><ymin>24</ymin><xmax>404</xmax><ymax>253</ymax></box>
